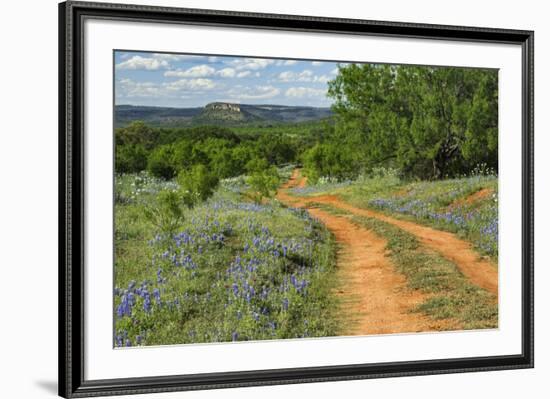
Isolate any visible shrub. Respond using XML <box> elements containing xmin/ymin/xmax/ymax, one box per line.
<box><xmin>246</xmin><ymin>158</ymin><xmax>280</xmax><ymax>204</ymax></box>
<box><xmin>115</xmin><ymin>144</ymin><xmax>148</xmax><ymax>173</ymax></box>
<box><xmin>144</xmin><ymin>189</ymin><xmax>184</xmax><ymax>234</ymax></box>
<box><xmin>147</xmin><ymin>145</ymin><xmax>177</xmax><ymax>179</ymax></box>
<box><xmin>177</xmin><ymin>164</ymin><xmax>219</xmax><ymax>208</ymax></box>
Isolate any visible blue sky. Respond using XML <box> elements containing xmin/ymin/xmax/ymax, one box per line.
<box><xmin>114</xmin><ymin>51</ymin><xmax>344</xmax><ymax>108</ymax></box>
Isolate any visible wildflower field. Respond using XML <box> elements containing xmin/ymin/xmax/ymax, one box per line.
<box><xmin>296</xmin><ymin>168</ymin><xmax>499</xmax><ymax>260</ymax></box>
<box><xmin>114</xmin><ymin>172</ymin><xmax>338</xmax><ymax>347</ymax></box>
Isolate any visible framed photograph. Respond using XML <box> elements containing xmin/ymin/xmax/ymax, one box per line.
<box><xmin>59</xmin><ymin>1</ymin><xmax>534</xmax><ymax>397</ymax></box>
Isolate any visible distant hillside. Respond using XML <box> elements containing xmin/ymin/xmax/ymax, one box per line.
<box><xmin>115</xmin><ymin>103</ymin><xmax>332</xmax><ymax>127</ymax></box>
<box><xmin>115</xmin><ymin>105</ymin><xmax>202</xmax><ymax>128</ymax></box>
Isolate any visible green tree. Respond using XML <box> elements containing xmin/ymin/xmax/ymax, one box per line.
<box><xmin>327</xmin><ymin>63</ymin><xmax>498</xmax><ymax>179</ymax></box>
<box><xmin>172</xmin><ymin>139</ymin><xmax>209</xmax><ymax>171</ymax></box>
<box><xmin>147</xmin><ymin>144</ymin><xmax>177</xmax><ymax>179</ymax></box>
<box><xmin>246</xmin><ymin>158</ymin><xmax>280</xmax><ymax>204</ymax></box>
<box><xmin>177</xmin><ymin>164</ymin><xmax>219</xmax><ymax>208</ymax></box>
<box><xmin>115</xmin><ymin>144</ymin><xmax>147</xmax><ymax>173</ymax></box>
<box><xmin>115</xmin><ymin>121</ymin><xmax>159</xmax><ymax>149</ymax></box>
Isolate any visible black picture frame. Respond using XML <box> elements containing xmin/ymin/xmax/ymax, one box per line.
<box><xmin>59</xmin><ymin>1</ymin><xmax>534</xmax><ymax>397</ymax></box>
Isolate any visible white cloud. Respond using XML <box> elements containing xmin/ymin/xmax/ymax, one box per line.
<box><xmin>236</xmin><ymin>71</ymin><xmax>251</xmax><ymax>78</ymax></box>
<box><xmin>313</xmin><ymin>75</ymin><xmax>331</xmax><ymax>83</ymax></box>
<box><xmin>115</xmin><ymin>53</ymin><xmax>212</xmax><ymax>71</ymax></box>
<box><xmin>276</xmin><ymin>60</ymin><xmax>298</xmax><ymax>66</ymax></box>
<box><xmin>311</xmin><ymin>61</ymin><xmax>324</xmax><ymax>66</ymax></box>
<box><xmin>164</xmin><ymin>78</ymin><xmax>217</xmax><ymax>90</ymax></box>
<box><xmin>277</xmin><ymin>70</ymin><xmax>331</xmax><ymax>83</ymax></box>
<box><xmin>228</xmin><ymin>85</ymin><xmax>280</xmax><ymax>100</ymax></box>
<box><xmin>152</xmin><ymin>53</ymin><xmax>202</xmax><ymax>61</ymax></box>
<box><xmin>217</xmin><ymin>68</ymin><xmax>236</xmax><ymax>78</ymax></box>
<box><xmin>231</xmin><ymin>58</ymin><xmax>274</xmax><ymax>70</ymax></box>
<box><xmin>116</xmin><ymin>77</ymin><xmax>217</xmax><ymax>99</ymax></box>
<box><xmin>116</xmin><ymin>78</ymin><xmax>163</xmax><ymax>97</ymax></box>
<box><xmin>330</xmin><ymin>68</ymin><xmax>339</xmax><ymax>75</ymax></box>
<box><xmin>278</xmin><ymin>70</ymin><xmax>314</xmax><ymax>82</ymax></box>
<box><xmin>208</xmin><ymin>56</ymin><xmax>219</xmax><ymax>62</ymax></box>
<box><xmin>285</xmin><ymin>87</ymin><xmax>326</xmax><ymax>98</ymax></box>
<box><xmin>115</xmin><ymin>55</ymin><xmax>170</xmax><ymax>71</ymax></box>
<box><xmin>164</xmin><ymin>64</ymin><xmax>216</xmax><ymax>78</ymax></box>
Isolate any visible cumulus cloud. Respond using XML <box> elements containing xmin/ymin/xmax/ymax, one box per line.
<box><xmin>236</xmin><ymin>71</ymin><xmax>251</xmax><ymax>78</ymax></box>
<box><xmin>278</xmin><ymin>70</ymin><xmax>313</xmax><ymax>82</ymax></box>
<box><xmin>164</xmin><ymin>64</ymin><xmax>216</xmax><ymax>78</ymax></box>
<box><xmin>116</xmin><ymin>78</ymin><xmax>163</xmax><ymax>97</ymax></box>
<box><xmin>285</xmin><ymin>87</ymin><xmax>326</xmax><ymax>98</ymax></box>
<box><xmin>164</xmin><ymin>78</ymin><xmax>217</xmax><ymax>91</ymax></box>
<box><xmin>115</xmin><ymin>55</ymin><xmax>170</xmax><ymax>71</ymax></box>
<box><xmin>116</xmin><ymin>77</ymin><xmax>217</xmax><ymax>99</ymax></box>
<box><xmin>311</xmin><ymin>61</ymin><xmax>324</xmax><ymax>66</ymax></box>
<box><xmin>115</xmin><ymin>53</ymin><xmax>208</xmax><ymax>70</ymax></box>
<box><xmin>216</xmin><ymin>68</ymin><xmax>236</xmax><ymax>78</ymax></box>
<box><xmin>152</xmin><ymin>53</ymin><xmax>203</xmax><ymax>61</ymax></box>
<box><xmin>228</xmin><ymin>85</ymin><xmax>280</xmax><ymax>100</ymax></box>
<box><xmin>312</xmin><ymin>75</ymin><xmax>331</xmax><ymax>83</ymax></box>
<box><xmin>277</xmin><ymin>70</ymin><xmax>331</xmax><ymax>83</ymax></box>
<box><xmin>230</xmin><ymin>58</ymin><xmax>274</xmax><ymax>70</ymax></box>
<box><xmin>276</xmin><ymin>60</ymin><xmax>297</xmax><ymax>66</ymax></box>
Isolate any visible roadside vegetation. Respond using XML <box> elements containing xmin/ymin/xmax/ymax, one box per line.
<box><xmin>293</xmin><ymin>167</ymin><xmax>498</xmax><ymax>259</ymax></box>
<box><xmin>315</xmin><ymin>203</ymin><xmax>497</xmax><ymax>330</ymax></box>
<box><xmin>114</xmin><ymin>171</ymin><xmax>338</xmax><ymax>347</ymax></box>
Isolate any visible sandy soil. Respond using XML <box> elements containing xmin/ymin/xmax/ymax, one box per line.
<box><xmin>277</xmin><ymin>170</ymin><xmax>460</xmax><ymax>335</ymax></box>
<box><xmin>280</xmin><ymin>170</ymin><xmax>498</xmax><ymax>296</ymax></box>
<box><xmin>449</xmin><ymin>187</ymin><xmax>494</xmax><ymax>209</ymax></box>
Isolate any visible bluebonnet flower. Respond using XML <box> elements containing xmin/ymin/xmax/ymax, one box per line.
<box><xmin>143</xmin><ymin>295</ymin><xmax>152</xmax><ymax>313</ymax></box>
<box><xmin>153</xmin><ymin>288</ymin><xmax>161</xmax><ymax>305</ymax></box>
<box><xmin>117</xmin><ymin>293</ymin><xmax>133</xmax><ymax>318</ymax></box>
<box><xmin>282</xmin><ymin>298</ymin><xmax>289</xmax><ymax>311</ymax></box>
<box><xmin>156</xmin><ymin>268</ymin><xmax>164</xmax><ymax>284</ymax></box>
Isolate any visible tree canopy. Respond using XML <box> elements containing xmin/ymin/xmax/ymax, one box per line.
<box><xmin>306</xmin><ymin>63</ymin><xmax>498</xmax><ymax>180</ymax></box>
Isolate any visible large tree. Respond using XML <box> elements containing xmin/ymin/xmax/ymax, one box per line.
<box><xmin>326</xmin><ymin>63</ymin><xmax>498</xmax><ymax>179</ymax></box>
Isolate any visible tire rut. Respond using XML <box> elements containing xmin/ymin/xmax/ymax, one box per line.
<box><xmin>277</xmin><ymin>171</ymin><xmax>459</xmax><ymax>335</ymax></box>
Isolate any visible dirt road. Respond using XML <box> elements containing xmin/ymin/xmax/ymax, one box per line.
<box><xmin>276</xmin><ymin>170</ymin><xmax>460</xmax><ymax>335</ymax></box>
<box><xmin>279</xmin><ymin>170</ymin><xmax>498</xmax><ymax>295</ymax></box>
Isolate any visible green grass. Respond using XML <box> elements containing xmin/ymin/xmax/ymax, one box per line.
<box><xmin>294</xmin><ymin>171</ymin><xmax>498</xmax><ymax>260</ymax></box>
<box><xmin>114</xmin><ymin>173</ymin><xmax>339</xmax><ymax>347</ymax></box>
<box><xmin>314</xmin><ymin>203</ymin><xmax>498</xmax><ymax>330</ymax></box>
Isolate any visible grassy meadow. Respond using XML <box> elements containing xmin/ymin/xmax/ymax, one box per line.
<box><xmin>114</xmin><ymin>170</ymin><xmax>339</xmax><ymax>347</ymax></box>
